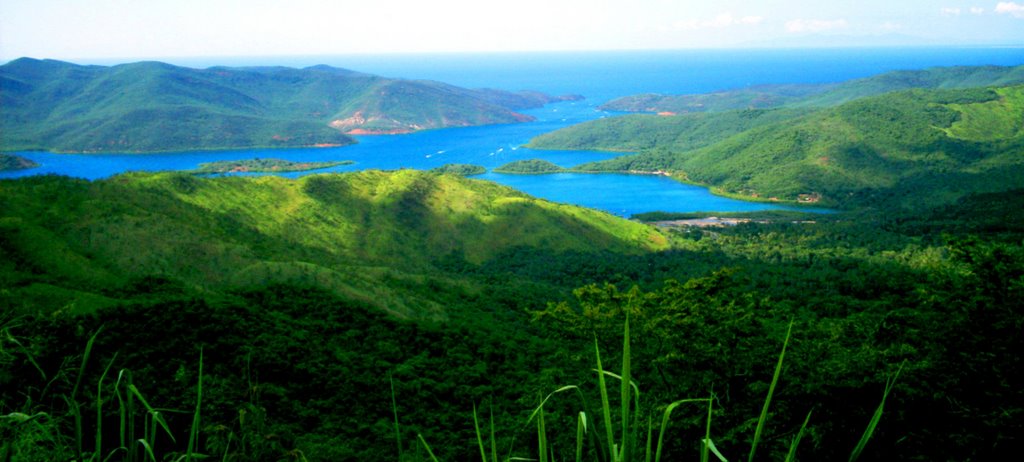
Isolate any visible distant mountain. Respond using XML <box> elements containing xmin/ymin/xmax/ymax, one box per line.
<box><xmin>600</xmin><ymin>84</ymin><xmax>833</xmax><ymax>113</ymax></box>
<box><xmin>601</xmin><ymin>65</ymin><xmax>1024</xmax><ymax>114</ymax></box>
<box><xmin>795</xmin><ymin>64</ymin><xmax>1024</xmax><ymax>107</ymax></box>
<box><xmin>0</xmin><ymin>58</ymin><xmax>578</xmax><ymax>153</ymax></box>
<box><xmin>535</xmin><ymin>84</ymin><xmax>1024</xmax><ymax>210</ymax></box>
<box><xmin>530</xmin><ymin>107</ymin><xmax>812</xmax><ymax>153</ymax></box>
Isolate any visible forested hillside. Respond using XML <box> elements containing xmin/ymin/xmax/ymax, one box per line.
<box><xmin>0</xmin><ymin>170</ymin><xmax>665</xmax><ymax>316</ymax></box>
<box><xmin>0</xmin><ymin>58</ymin><xmax>575</xmax><ymax>152</ymax></box>
<box><xmin>600</xmin><ymin>64</ymin><xmax>1024</xmax><ymax>114</ymax></box>
<box><xmin>535</xmin><ymin>85</ymin><xmax>1024</xmax><ymax>210</ymax></box>
<box><xmin>3</xmin><ymin>169</ymin><xmax>1022</xmax><ymax>461</ymax></box>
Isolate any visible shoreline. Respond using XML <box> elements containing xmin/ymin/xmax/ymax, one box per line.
<box><xmin>1</xmin><ymin>141</ymin><xmax>357</xmax><ymax>156</ymax></box>
<box><xmin>565</xmin><ymin>166</ymin><xmax>836</xmax><ymax>210</ymax></box>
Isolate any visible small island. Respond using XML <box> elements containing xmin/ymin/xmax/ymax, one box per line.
<box><xmin>193</xmin><ymin>158</ymin><xmax>353</xmax><ymax>174</ymax></box>
<box><xmin>0</xmin><ymin>153</ymin><xmax>40</xmax><ymax>172</ymax></box>
<box><xmin>429</xmin><ymin>163</ymin><xmax>487</xmax><ymax>176</ymax></box>
<box><xmin>493</xmin><ymin>159</ymin><xmax>567</xmax><ymax>174</ymax></box>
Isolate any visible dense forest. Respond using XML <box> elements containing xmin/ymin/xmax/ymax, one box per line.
<box><xmin>2</xmin><ymin>169</ymin><xmax>1022</xmax><ymax>461</ymax></box>
<box><xmin>2</xmin><ymin>63</ymin><xmax>1024</xmax><ymax>462</ymax></box>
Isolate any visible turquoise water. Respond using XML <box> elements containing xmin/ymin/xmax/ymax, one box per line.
<box><xmin>5</xmin><ymin>48</ymin><xmax>1023</xmax><ymax>216</ymax></box>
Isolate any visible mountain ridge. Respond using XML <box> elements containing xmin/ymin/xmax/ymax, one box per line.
<box><xmin>600</xmin><ymin>64</ymin><xmax>1024</xmax><ymax>114</ymax></box>
<box><xmin>0</xmin><ymin>169</ymin><xmax>667</xmax><ymax>317</ymax></box>
<box><xmin>533</xmin><ymin>79</ymin><xmax>1024</xmax><ymax>209</ymax></box>
<box><xmin>0</xmin><ymin>58</ymin><xmax>578</xmax><ymax>153</ymax></box>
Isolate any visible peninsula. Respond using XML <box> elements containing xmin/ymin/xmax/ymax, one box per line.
<box><xmin>0</xmin><ymin>153</ymin><xmax>39</xmax><ymax>171</ymax></box>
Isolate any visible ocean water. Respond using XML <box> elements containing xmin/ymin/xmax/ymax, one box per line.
<box><xmin>5</xmin><ymin>48</ymin><xmax>1023</xmax><ymax>216</ymax></box>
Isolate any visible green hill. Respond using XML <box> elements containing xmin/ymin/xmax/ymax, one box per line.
<box><xmin>536</xmin><ymin>84</ymin><xmax>1024</xmax><ymax>210</ymax></box>
<box><xmin>0</xmin><ymin>170</ymin><xmax>667</xmax><ymax>317</ymax></box>
<box><xmin>667</xmin><ymin>86</ymin><xmax>1024</xmax><ymax>208</ymax></box>
<box><xmin>429</xmin><ymin>163</ymin><xmax>487</xmax><ymax>176</ymax></box>
<box><xmin>529</xmin><ymin>107</ymin><xmax>811</xmax><ymax>153</ymax></box>
<box><xmin>2</xmin><ymin>169</ymin><xmax>1023</xmax><ymax>461</ymax></box>
<box><xmin>600</xmin><ymin>65</ymin><xmax>1024</xmax><ymax>114</ymax></box>
<box><xmin>192</xmin><ymin>158</ymin><xmax>353</xmax><ymax>174</ymax></box>
<box><xmin>0</xmin><ymin>153</ymin><xmax>38</xmax><ymax>171</ymax></box>
<box><xmin>797</xmin><ymin>64</ymin><xmax>1024</xmax><ymax>107</ymax></box>
<box><xmin>493</xmin><ymin>159</ymin><xmax>567</xmax><ymax>174</ymax></box>
<box><xmin>600</xmin><ymin>83</ymin><xmax>832</xmax><ymax>113</ymax></box>
<box><xmin>0</xmin><ymin>58</ymin><xmax>575</xmax><ymax>152</ymax></box>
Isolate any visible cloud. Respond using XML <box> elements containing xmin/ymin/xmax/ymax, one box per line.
<box><xmin>940</xmin><ymin>7</ymin><xmax>962</xmax><ymax>16</ymax></box>
<box><xmin>970</xmin><ymin>7</ymin><xmax>986</xmax><ymax>14</ymax></box>
<box><xmin>996</xmin><ymin>2</ymin><xmax>1024</xmax><ymax>18</ymax></box>
<box><xmin>784</xmin><ymin>18</ymin><xmax>849</xmax><ymax>33</ymax></box>
<box><xmin>880</xmin><ymin>21</ymin><xmax>903</xmax><ymax>31</ymax></box>
<box><xmin>672</xmin><ymin>13</ymin><xmax>763</xmax><ymax>30</ymax></box>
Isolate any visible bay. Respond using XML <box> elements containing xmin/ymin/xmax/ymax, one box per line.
<box><xmin>4</xmin><ymin>47</ymin><xmax>1023</xmax><ymax>216</ymax></box>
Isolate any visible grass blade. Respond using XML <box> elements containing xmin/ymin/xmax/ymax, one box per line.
<box><xmin>417</xmin><ymin>433</ymin><xmax>441</xmax><ymax>462</ymax></box>
<box><xmin>389</xmin><ymin>372</ymin><xmax>403</xmax><ymax>461</ymax></box>
<box><xmin>101</xmin><ymin>447</ymin><xmax>127</xmax><ymax>462</ymax></box>
<box><xmin>508</xmin><ymin>385</ymin><xmax>582</xmax><ymax>462</ymax></box>
<box><xmin>127</xmin><ymin>384</ymin><xmax>176</xmax><ymax>444</ymax></box>
<box><xmin>702</xmin><ymin>395</ymin><xmax>713</xmax><ymax>462</ymax></box>
<box><xmin>537</xmin><ymin>400</ymin><xmax>548</xmax><ymax>462</ymax></box>
<box><xmin>136</xmin><ymin>439</ymin><xmax>157</xmax><ymax>462</ymax></box>
<box><xmin>594</xmin><ymin>335</ymin><xmax>617</xmax><ymax>462</ymax></box>
<box><xmin>185</xmin><ymin>348</ymin><xmax>203</xmax><ymax>461</ymax></box>
<box><xmin>577</xmin><ymin>412</ymin><xmax>587</xmax><ymax>462</ymax></box>
<box><xmin>654</xmin><ymin>398</ymin><xmax>708</xmax><ymax>462</ymax></box>
<box><xmin>703</xmin><ymin>438</ymin><xmax>728</xmax><ymax>462</ymax></box>
<box><xmin>594</xmin><ymin>371</ymin><xmax>641</xmax><ymax>406</ymax></box>
<box><xmin>72</xmin><ymin>327</ymin><xmax>102</xmax><ymax>400</ymax></box>
<box><xmin>474</xmin><ymin>402</ymin><xmax>487</xmax><ymax>462</ymax></box>
<box><xmin>784</xmin><ymin>409</ymin><xmax>813</xmax><ymax>462</ymax></box>
<box><xmin>621</xmin><ymin>310</ymin><xmax>631</xmax><ymax>462</ymax></box>
<box><xmin>849</xmin><ymin>362</ymin><xmax>905</xmax><ymax>462</ymax></box>
<box><xmin>748</xmin><ymin>320</ymin><xmax>793</xmax><ymax>462</ymax></box>
<box><xmin>4</xmin><ymin>330</ymin><xmax>46</xmax><ymax>381</ymax></box>
<box><xmin>115</xmin><ymin>370</ymin><xmax>128</xmax><ymax>451</ymax></box>
<box><xmin>96</xmin><ymin>352</ymin><xmax>119</xmax><ymax>462</ymax></box>
<box><xmin>526</xmin><ymin>385</ymin><xmax>580</xmax><ymax>424</ymax></box>
<box><xmin>72</xmin><ymin>327</ymin><xmax>102</xmax><ymax>462</ymax></box>
<box><xmin>490</xmin><ymin>405</ymin><xmax>498</xmax><ymax>462</ymax></box>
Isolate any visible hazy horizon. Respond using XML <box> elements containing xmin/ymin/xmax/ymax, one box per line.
<box><xmin>6</xmin><ymin>45</ymin><xmax>1024</xmax><ymax>70</ymax></box>
<box><xmin>3</xmin><ymin>1</ymin><xmax>1024</xmax><ymax>63</ymax></box>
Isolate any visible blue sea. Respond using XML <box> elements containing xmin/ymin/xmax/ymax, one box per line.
<box><xmin>4</xmin><ymin>47</ymin><xmax>1023</xmax><ymax>216</ymax></box>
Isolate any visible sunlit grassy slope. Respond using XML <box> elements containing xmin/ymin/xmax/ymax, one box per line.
<box><xmin>0</xmin><ymin>170</ymin><xmax>666</xmax><ymax>316</ymax></box>
<box><xmin>943</xmin><ymin>86</ymin><xmax>1024</xmax><ymax>141</ymax></box>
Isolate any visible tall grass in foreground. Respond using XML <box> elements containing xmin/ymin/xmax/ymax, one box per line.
<box><xmin>4</xmin><ymin>319</ymin><xmax>902</xmax><ymax>461</ymax></box>
<box><xmin>1</xmin><ymin>327</ymin><xmax>207</xmax><ymax>462</ymax></box>
<box><xmin>413</xmin><ymin>315</ymin><xmax>903</xmax><ymax>462</ymax></box>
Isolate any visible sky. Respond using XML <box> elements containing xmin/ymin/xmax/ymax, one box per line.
<box><xmin>1</xmin><ymin>0</ymin><xmax>1024</xmax><ymax>62</ymax></box>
